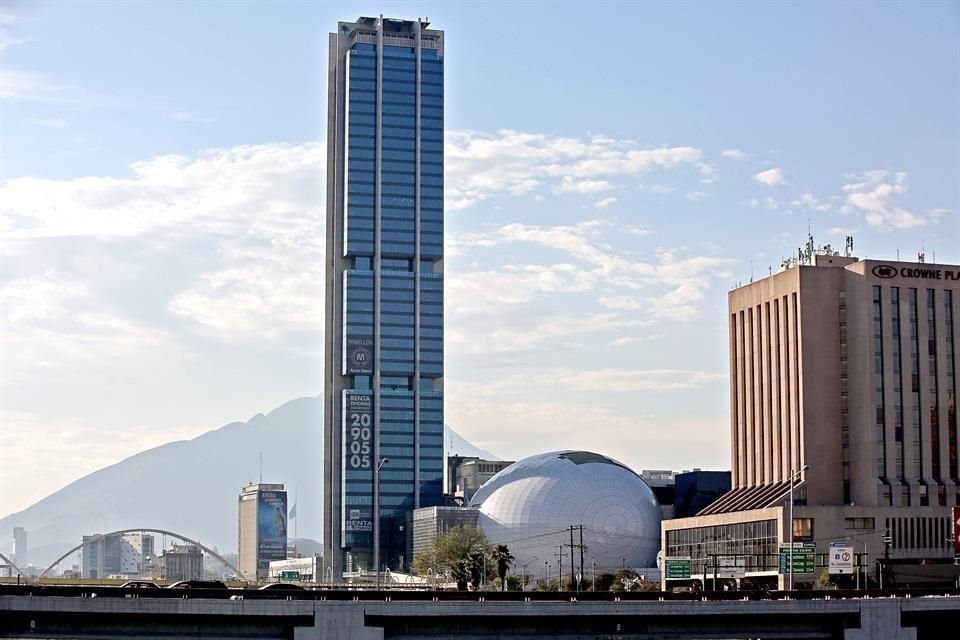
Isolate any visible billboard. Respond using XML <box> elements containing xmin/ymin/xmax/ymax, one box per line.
<box><xmin>345</xmin><ymin>507</ymin><xmax>374</xmax><ymax>533</ymax></box>
<box><xmin>344</xmin><ymin>393</ymin><xmax>373</xmax><ymax>470</ymax></box>
<box><xmin>345</xmin><ymin>337</ymin><xmax>374</xmax><ymax>375</ymax></box>
<box><xmin>257</xmin><ymin>490</ymin><xmax>288</xmax><ymax>565</ymax></box>
<box><xmin>342</xmin><ymin>392</ymin><xmax>374</xmax><ymax>536</ymax></box>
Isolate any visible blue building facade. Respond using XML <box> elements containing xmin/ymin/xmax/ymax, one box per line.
<box><xmin>324</xmin><ymin>17</ymin><xmax>444</xmax><ymax>575</ymax></box>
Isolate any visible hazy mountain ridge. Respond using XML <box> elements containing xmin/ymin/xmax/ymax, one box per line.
<box><xmin>1</xmin><ymin>396</ymin><xmax>496</xmax><ymax>568</ymax></box>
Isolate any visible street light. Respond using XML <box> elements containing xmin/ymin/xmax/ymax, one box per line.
<box><xmin>788</xmin><ymin>464</ymin><xmax>810</xmax><ymax>591</ymax></box>
<box><xmin>519</xmin><ymin>556</ymin><xmax>538</xmax><ymax>592</ymax></box>
<box><xmin>374</xmin><ymin>457</ymin><xmax>389</xmax><ymax>590</ymax></box>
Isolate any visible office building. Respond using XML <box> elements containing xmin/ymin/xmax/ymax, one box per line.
<box><xmin>323</xmin><ymin>16</ymin><xmax>445</xmax><ymax>576</ymax></box>
<box><xmin>641</xmin><ymin>470</ymin><xmax>678</xmax><ymax>520</ymax></box>
<box><xmin>447</xmin><ymin>456</ymin><xmax>515</xmax><ymax>503</ymax></box>
<box><xmin>79</xmin><ymin>532</ymin><xmax>154</xmax><ymax>579</ymax></box>
<box><xmin>673</xmin><ymin>470</ymin><xmax>731</xmax><ymax>518</ymax></box>
<box><xmin>11</xmin><ymin>527</ymin><xmax>27</xmax><ymax>568</ymax></box>
<box><xmin>410</xmin><ymin>506</ymin><xmax>480</xmax><ymax>560</ymax></box>
<box><xmin>80</xmin><ymin>533</ymin><xmax>122</xmax><ymax>579</ymax></box>
<box><xmin>238</xmin><ymin>483</ymin><xmax>288</xmax><ymax>581</ymax></box>
<box><xmin>662</xmin><ymin>241</ymin><xmax>959</xmax><ymax>588</ymax></box>
<box><xmin>156</xmin><ymin>544</ymin><xmax>203</xmax><ymax>582</ymax></box>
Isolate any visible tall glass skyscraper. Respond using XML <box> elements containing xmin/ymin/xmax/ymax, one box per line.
<box><xmin>323</xmin><ymin>16</ymin><xmax>444</xmax><ymax>576</ymax></box>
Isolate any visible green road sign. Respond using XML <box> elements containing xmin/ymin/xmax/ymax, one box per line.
<box><xmin>665</xmin><ymin>557</ymin><xmax>692</xmax><ymax>579</ymax></box>
<box><xmin>778</xmin><ymin>545</ymin><xmax>815</xmax><ymax>574</ymax></box>
<box><xmin>280</xmin><ymin>570</ymin><xmax>300</xmax><ymax>581</ymax></box>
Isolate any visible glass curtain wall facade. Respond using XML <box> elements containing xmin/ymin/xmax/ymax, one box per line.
<box><xmin>324</xmin><ymin>17</ymin><xmax>444</xmax><ymax>576</ymax></box>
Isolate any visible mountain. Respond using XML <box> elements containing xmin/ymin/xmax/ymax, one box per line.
<box><xmin>0</xmin><ymin>395</ymin><xmax>497</xmax><ymax>569</ymax></box>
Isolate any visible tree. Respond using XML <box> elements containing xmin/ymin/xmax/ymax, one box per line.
<box><xmin>412</xmin><ymin>526</ymin><xmax>490</xmax><ymax>591</ymax></box>
<box><xmin>490</xmin><ymin>544</ymin><xmax>515</xmax><ymax>591</ymax></box>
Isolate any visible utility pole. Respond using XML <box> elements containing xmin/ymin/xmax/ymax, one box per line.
<box><xmin>569</xmin><ymin>526</ymin><xmax>575</xmax><ymax>592</ymax></box>
<box><xmin>554</xmin><ymin>546</ymin><xmax>566</xmax><ymax>592</ymax></box>
<box><xmin>880</xmin><ymin>527</ymin><xmax>892</xmax><ymax>591</ymax></box>
<box><xmin>578</xmin><ymin>525</ymin><xmax>585</xmax><ymax>591</ymax></box>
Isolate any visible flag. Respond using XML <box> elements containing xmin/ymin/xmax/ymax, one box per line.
<box><xmin>289</xmin><ymin>503</ymin><xmax>297</xmax><ymax>519</ymax></box>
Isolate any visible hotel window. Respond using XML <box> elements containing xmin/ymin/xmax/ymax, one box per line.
<box><xmin>944</xmin><ymin>290</ymin><xmax>957</xmax><ymax>495</ymax></box>
<box><xmin>909</xmin><ymin>288</ymin><xmax>922</xmax><ymax>482</ymax></box>
<box><xmin>892</xmin><ymin>287</ymin><xmax>905</xmax><ymax>487</ymax></box>
<box><xmin>873</xmin><ymin>286</ymin><xmax>887</xmax><ymax>485</ymax></box>
<box><xmin>844</xmin><ymin>517</ymin><xmax>875</xmax><ymax>530</ymax></box>
<box><xmin>928</xmin><ymin>290</ymin><xmax>943</xmax><ymax>504</ymax></box>
<box><xmin>792</xmin><ymin>518</ymin><xmax>814</xmax><ymax>542</ymax></box>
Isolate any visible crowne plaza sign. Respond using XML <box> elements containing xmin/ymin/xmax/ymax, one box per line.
<box><xmin>872</xmin><ymin>264</ymin><xmax>960</xmax><ymax>281</ymax></box>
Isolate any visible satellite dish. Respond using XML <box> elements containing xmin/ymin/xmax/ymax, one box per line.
<box><xmin>656</xmin><ymin>550</ymin><xmax>663</xmax><ymax>570</ymax></box>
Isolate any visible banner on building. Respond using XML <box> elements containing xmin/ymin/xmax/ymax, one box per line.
<box><xmin>345</xmin><ymin>337</ymin><xmax>374</xmax><ymax>375</ymax></box>
<box><xmin>257</xmin><ymin>491</ymin><xmax>288</xmax><ymax>563</ymax></box>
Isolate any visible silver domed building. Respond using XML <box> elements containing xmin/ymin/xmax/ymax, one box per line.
<box><xmin>468</xmin><ymin>451</ymin><xmax>661</xmax><ymax>572</ymax></box>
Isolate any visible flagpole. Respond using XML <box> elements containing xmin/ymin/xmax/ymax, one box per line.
<box><xmin>294</xmin><ymin>488</ymin><xmax>298</xmax><ymax>542</ymax></box>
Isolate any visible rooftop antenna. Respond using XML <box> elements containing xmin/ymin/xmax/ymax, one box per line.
<box><xmin>844</xmin><ymin>235</ymin><xmax>854</xmax><ymax>257</ymax></box>
<box><xmin>259</xmin><ymin>452</ymin><xmax>263</xmax><ymax>484</ymax></box>
<box><xmin>750</xmin><ymin>259</ymin><xmax>754</xmax><ymax>283</ymax></box>
<box><xmin>918</xmin><ymin>242</ymin><xmax>925</xmax><ymax>263</ymax></box>
<box><xmin>897</xmin><ymin>249</ymin><xmax>900</xmax><ymax>261</ymax></box>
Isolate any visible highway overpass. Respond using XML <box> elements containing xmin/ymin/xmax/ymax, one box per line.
<box><xmin>1</xmin><ymin>586</ymin><xmax>958</xmax><ymax>639</ymax></box>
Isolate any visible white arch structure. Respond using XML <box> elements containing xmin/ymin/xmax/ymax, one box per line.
<box><xmin>38</xmin><ymin>528</ymin><xmax>249</xmax><ymax>581</ymax></box>
<box><xmin>0</xmin><ymin>551</ymin><xmax>24</xmax><ymax>576</ymax></box>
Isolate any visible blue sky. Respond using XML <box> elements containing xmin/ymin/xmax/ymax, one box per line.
<box><xmin>1</xmin><ymin>1</ymin><xmax>958</xmax><ymax>518</ymax></box>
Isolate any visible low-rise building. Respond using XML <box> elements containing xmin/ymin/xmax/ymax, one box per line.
<box><xmin>156</xmin><ymin>544</ymin><xmax>203</xmax><ymax>582</ymax></box>
<box><xmin>662</xmin><ymin>246</ymin><xmax>960</xmax><ymax>590</ymax></box>
<box><xmin>446</xmin><ymin>456</ymin><xmax>515</xmax><ymax>503</ymax></box>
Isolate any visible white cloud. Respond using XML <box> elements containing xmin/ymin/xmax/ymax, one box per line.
<box><xmin>555</xmin><ymin>176</ymin><xmax>612</xmax><ymax>194</ymax></box>
<box><xmin>0</xmin><ymin>9</ymin><xmax>30</xmax><ymax>52</ymax></box>
<box><xmin>720</xmin><ymin>149</ymin><xmax>746</xmax><ymax>159</ymax></box>
<box><xmin>686</xmin><ymin>191</ymin><xmax>707</xmax><ymax>202</ymax></box>
<box><xmin>1</xmin><ymin>142</ymin><xmax>325</xmax><ymax>239</ymax></box>
<box><xmin>445</xmin><ymin>129</ymin><xmax>703</xmax><ymax>211</ymax></box>
<box><xmin>697</xmin><ymin>162</ymin><xmax>717</xmax><ymax>184</ymax></box>
<box><xmin>28</xmin><ymin>117</ymin><xmax>66</xmax><ymax>128</ymax></box>
<box><xmin>592</xmin><ymin>196</ymin><xmax>617</xmax><ymax>209</ymax></box>
<box><xmin>826</xmin><ymin>225</ymin><xmax>859</xmax><ymax>236</ymax></box>
<box><xmin>754</xmin><ymin>167</ymin><xmax>785</xmax><ymax>187</ymax></box>
<box><xmin>168</xmin><ymin>245</ymin><xmax>324</xmax><ymax>338</ymax></box>
<box><xmin>764</xmin><ymin>196</ymin><xmax>779</xmax><ymax>210</ymax></box>
<box><xmin>792</xmin><ymin>193</ymin><xmax>833</xmax><ymax>212</ymax></box>
<box><xmin>448</xmin><ymin>221</ymin><xmax>734</xmax><ymax>330</ymax></box>
<box><xmin>0</xmin><ymin>69</ymin><xmax>61</xmax><ymax>99</ymax></box>
<box><xmin>649</xmin><ymin>185</ymin><xmax>674</xmax><ymax>194</ymax></box>
<box><xmin>0</xmin><ymin>271</ymin><xmax>177</xmax><ymax>384</ymax></box>
<box><xmin>551</xmin><ymin>368</ymin><xmax>725</xmax><ymax>392</ymax></box>
<box><xmin>840</xmin><ymin>170</ymin><xmax>931</xmax><ymax>230</ymax></box>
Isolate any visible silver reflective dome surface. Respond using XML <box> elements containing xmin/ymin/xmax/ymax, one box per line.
<box><xmin>469</xmin><ymin>451</ymin><xmax>661</xmax><ymax>572</ymax></box>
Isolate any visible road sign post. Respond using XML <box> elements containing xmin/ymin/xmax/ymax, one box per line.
<box><xmin>779</xmin><ymin>543</ymin><xmax>815</xmax><ymax>576</ymax></box>
<box><xmin>664</xmin><ymin>557</ymin><xmax>692</xmax><ymax>580</ymax></box>
<box><xmin>828</xmin><ymin>542</ymin><xmax>854</xmax><ymax>575</ymax></box>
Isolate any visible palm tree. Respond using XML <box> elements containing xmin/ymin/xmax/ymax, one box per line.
<box><xmin>491</xmin><ymin>544</ymin><xmax>515</xmax><ymax>591</ymax></box>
